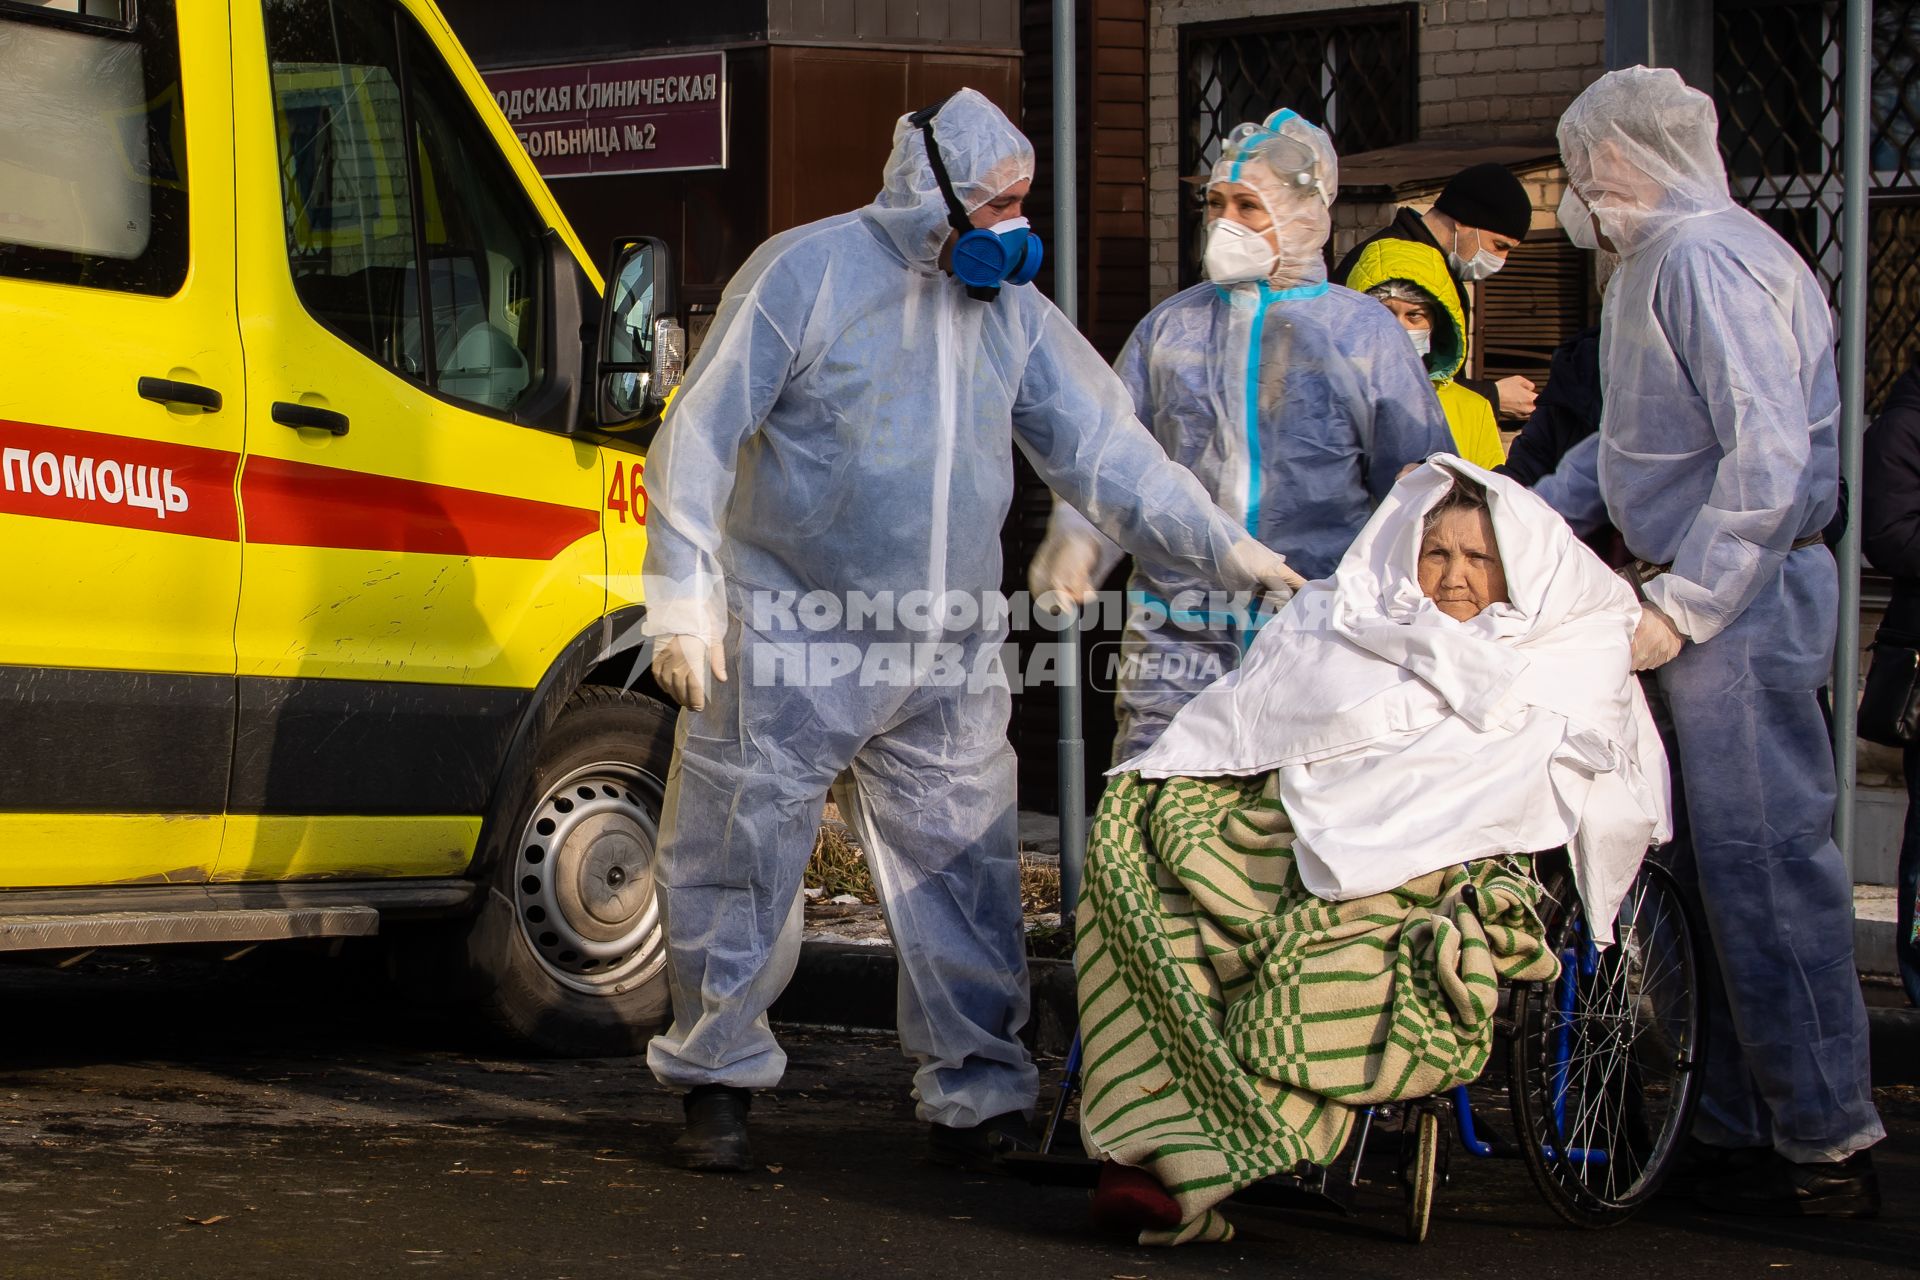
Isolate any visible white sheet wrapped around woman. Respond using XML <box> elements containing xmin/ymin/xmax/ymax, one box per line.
<box><xmin>1119</xmin><ymin>455</ymin><xmax>1672</xmax><ymax>943</ymax></box>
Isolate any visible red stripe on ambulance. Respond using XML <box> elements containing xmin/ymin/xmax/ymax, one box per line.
<box><xmin>0</xmin><ymin>419</ymin><xmax>599</xmax><ymax>560</ymax></box>
<box><xmin>0</xmin><ymin>419</ymin><xmax>240</xmax><ymax>542</ymax></box>
<box><xmin>241</xmin><ymin>456</ymin><xmax>600</xmax><ymax>560</ymax></box>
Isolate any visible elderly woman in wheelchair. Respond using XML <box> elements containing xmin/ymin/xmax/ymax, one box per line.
<box><xmin>1071</xmin><ymin>458</ymin><xmax>1699</xmax><ymax>1245</ymax></box>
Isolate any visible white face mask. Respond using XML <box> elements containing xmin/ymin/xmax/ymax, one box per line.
<box><xmin>1557</xmin><ymin>187</ymin><xmax>1602</xmax><ymax>252</ymax></box>
<box><xmin>1407</xmin><ymin>327</ymin><xmax>1432</xmax><ymax>358</ymax></box>
<box><xmin>1204</xmin><ymin>218</ymin><xmax>1278</xmax><ymax>284</ymax></box>
<box><xmin>1447</xmin><ymin>225</ymin><xmax>1506</xmax><ymax>281</ymax></box>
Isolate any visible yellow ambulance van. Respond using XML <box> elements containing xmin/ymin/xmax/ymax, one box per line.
<box><xmin>0</xmin><ymin>0</ymin><xmax>687</xmax><ymax>1053</ymax></box>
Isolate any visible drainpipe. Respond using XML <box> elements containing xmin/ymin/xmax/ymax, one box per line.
<box><xmin>1834</xmin><ymin>0</ymin><xmax>1870</xmax><ymax>875</ymax></box>
<box><xmin>1052</xmin><ymin>0</ymin><xmax>1087</xmax><ymax>927</ymax></box>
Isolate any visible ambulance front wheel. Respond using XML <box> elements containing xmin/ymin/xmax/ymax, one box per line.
<box><xmin>465</xmin><ymin>685</ymin><xmax>677</xmax><ymax>1056</ymax></box>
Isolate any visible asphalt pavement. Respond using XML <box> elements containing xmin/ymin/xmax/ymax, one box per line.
<box><xmin>0</xmin><ymin>946</ymin><xmax>1913</xmax><ymax>1279</ymax></box>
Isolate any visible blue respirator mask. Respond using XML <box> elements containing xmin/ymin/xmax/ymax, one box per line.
<box><xmin>910</xmin><ymin>98</ymin><xmax>1043</xmax><ymax>302</ymax></box>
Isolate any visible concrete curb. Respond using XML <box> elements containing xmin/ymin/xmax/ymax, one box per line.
<box><xmin>776</xmin><ymin>941</ymin><xmax>1920</xmax><ymax>1086</ymax></box>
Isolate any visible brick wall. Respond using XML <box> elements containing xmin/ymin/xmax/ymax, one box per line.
<box><xmin>1146</xmin><ymin>0</ymin><xmax>1605</xmax><ymax>298</ymax></box>
<box><xmin>1419</xmin><ymin>0</ymin><xmax>1605</xmax><ymax>139</ymax></box>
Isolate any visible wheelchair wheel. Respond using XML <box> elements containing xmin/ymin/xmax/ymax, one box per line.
<box><xmin>1403</xmin><ymin>1107</ymin><xmax>1441</xmax><ymax>1244</ymax></box>
<box><xmin>1508</xmin><ymin>858</ymin><xmax>1703</xmax><ymax>1228</ymax></box>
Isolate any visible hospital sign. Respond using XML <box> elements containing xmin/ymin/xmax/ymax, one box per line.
<box><xmin>484</xmin><ymin>52</ymin><xmax>727</xmax><ymax>177</ymax></box>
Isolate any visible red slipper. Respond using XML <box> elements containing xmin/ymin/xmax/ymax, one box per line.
<box><xmin>1090</xmin><ymin>1160</ymin><xmax>1182</xmax><ymax>1234</ymax></box>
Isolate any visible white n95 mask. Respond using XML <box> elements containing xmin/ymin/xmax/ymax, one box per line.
<box><xmin>1558</xmin><ymin>188</ymin><xmax>1602</xmax><ymax>252</ymax></box>
<box><xmin>1204</xmin><ymin>219</ymin><xmax>1278</xmax><ymax>284</ymax></box>
<box><xmin>1407</xmin><ymin>328</ymin><xmax>1433</xmax><ymax>358</ymax></box>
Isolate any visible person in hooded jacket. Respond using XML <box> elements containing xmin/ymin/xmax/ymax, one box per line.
<box><xmin>1345</xmin><ymin>237</ymin><xmax>1505</xmax><ymax>469</ymax></box>
<box><xmin>1335</xmin><ymin>162</ymin><xmax>1539</xmax><ymax>421</ymax></box>
<box><xmin>638</xmin><ymin>88</ymin><xmax>1303</xmax><ymax>1174</ymax></box>
<box><xmin>1862</xmin><ymin>358</ymin><xmax>1920</xmax><ymax>1009</ymax></box>
<box><xmin>1028</xmin><ymin>110</ymin><xmax>1453</xmax><ymax>761</ymax></box>
<box><xmin>1540</xmin><ymin>66</ymin><xmax>1883</xmax><ymax>1216</ymax></box>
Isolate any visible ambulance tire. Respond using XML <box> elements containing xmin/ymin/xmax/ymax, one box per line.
<box><xmin>463</xmin><ymin>685</ymin><xmax>677</xmax><ymax>1057</ymax></box>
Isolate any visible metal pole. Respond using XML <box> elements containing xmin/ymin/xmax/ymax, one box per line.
<box><xmin>1833</xmin><ymin>0</ymin><xmax>1869</xmax><ymax>878</ymax></box>
<box><xmin>1056</xmin><ymin>617</ymin><xmax>1085</xmax><ymax>925</ymax></box>
<box><xmin>1051</xmin><ymin>0</ymin><xmax>1079</xmax><ymax>326</ymax></box>
<box><xmin>1052</xmin><ymin>0</ymin><xmax>1087</xmax><ymax>924</ymax></box>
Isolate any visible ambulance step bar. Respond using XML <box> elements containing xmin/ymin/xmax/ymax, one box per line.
<box><xmin>0</xmin><ymin>906</ymin><xmax>381</xmax><ymax>951</ymax></box>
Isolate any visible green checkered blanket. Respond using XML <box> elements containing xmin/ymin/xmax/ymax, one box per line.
<box><xmin>1075</xmin><ymin>771</ymin><xmax>1559</xmax><ymax>1245</ymax></box>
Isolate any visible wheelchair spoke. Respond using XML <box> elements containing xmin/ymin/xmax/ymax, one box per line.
<box><xmin>1512</xmin><ymin>859</ymin><xmax>1703</xmax><ymax>1225</ymax></box>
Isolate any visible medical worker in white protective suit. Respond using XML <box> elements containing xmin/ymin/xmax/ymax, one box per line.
<box><xmin>1539</xmin><ymin>67</ymin><xmax>1884</xmax><ymax>1215</ymax></box>
<box><xmin>1030</xmin><ymin>110</ymin><xmax>1452</xmax><ymax>760</ymax></box>
<box><xmin>639</xmin><ymin>88</ymin><xmax>1304</xmax><ymax>1173</ymax></box>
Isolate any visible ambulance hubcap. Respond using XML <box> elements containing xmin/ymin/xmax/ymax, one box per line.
<box><xmin>514</xmin><ymin>762</ymin><xmax>667</xmax><ymax>995</ymax></box>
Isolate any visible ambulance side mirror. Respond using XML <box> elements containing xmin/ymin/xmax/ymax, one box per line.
<box><xmin>597</xmin><ymin>237</ymin><xmax>684</xmax><ymax>438</ymax></box>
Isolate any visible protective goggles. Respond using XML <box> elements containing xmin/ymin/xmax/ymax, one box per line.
<box><xmin>1218</xmin><ymin>111</ymin><xmax>1323</xmax><ymax>203</ymax></box>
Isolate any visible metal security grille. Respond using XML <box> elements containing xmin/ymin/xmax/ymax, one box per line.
<box><xmin>1716</xmin><ymin>0</ymin><xmax>1920</xmax><ymax>407</ymax></box>
<box><xmin>1178</xmin><ymin>5</ymin><xmax>1417</xmax><ymax>285</ymax></box>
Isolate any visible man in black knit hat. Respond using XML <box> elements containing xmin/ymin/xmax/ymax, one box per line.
<box><xmin>1335</xmin><ymin>161</ymin><xmax>1537</xmax><ymax>420</ymax></box>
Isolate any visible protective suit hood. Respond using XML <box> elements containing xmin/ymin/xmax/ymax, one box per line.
<box><xmin>865</xmin><ymin>87</ymin><xmax>1036</xmax><ymax>268</ymax></box>
<box><xmin>1557</xmin><ymin>65</ymin><xmax>1733</xmax><ymax>257</ymax></box>
<box><xmin>1207</xmin><ymin>108</ymin><xmax>1338</xmax><ymax>290</ymax></box>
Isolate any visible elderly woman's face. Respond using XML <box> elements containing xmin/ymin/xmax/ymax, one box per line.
<box><xmin>1419</xmin><ymin>507</ymin><xmax>1510</xmax><ymax>621</ymax></box>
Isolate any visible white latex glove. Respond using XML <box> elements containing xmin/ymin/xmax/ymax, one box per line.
<box><xmin>652</xmin><ymin>634</ymin><xmax>728</xmax><ymax>711</ymax></box>
<box><xmin>1029</xmin><ymin>527</ymin><xmax>1105</xmax><ymax>614</ymax></box>
<box><xmin>1630</xmin><ymin>600</ymin><xmax>1685</xmax><ymax>671</ymax></box>
<box><xmin>1225</xmin><ymin>538</ymin><xmax>1307</xmax><ymax>607</ymax></box>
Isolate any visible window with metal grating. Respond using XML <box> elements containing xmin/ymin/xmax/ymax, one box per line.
<box><xmin>1715</xmin><ymin>0</ymin><xmax>1920</xmax><ymax>408</ymax></box>
<box><xmin>1177</xmin><ymin>5</ymin><xmax>1417</xmax><ymax>286</ymax></box>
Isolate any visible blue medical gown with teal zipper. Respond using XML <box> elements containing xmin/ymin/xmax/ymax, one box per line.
<box><xmin>1100</xmin><ymin>280</ymin><xmax>1453</xmax><ymax>760</ymax></box>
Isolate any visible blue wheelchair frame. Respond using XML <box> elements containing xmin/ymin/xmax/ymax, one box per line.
<box><xmin>1453</xmin><ymin>919</ymin><xmax>1606</xmax><ymax>1167</ymax></box>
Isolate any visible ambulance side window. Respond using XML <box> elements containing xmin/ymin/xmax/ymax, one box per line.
<box><xmin>0</xmin><ymin>0</ymin><xmax>189</xmax><ymax>295</ymax></box>
<box><xmin>264</xmin><ymin>0</ymin><xmax>418</xmax><ymax>380</ymax></box>
<box><xmin>398</xmin><ymin>20</ymin><xmax>545</xmax><ymax>413</ymax></box>
<box><xmin>263</xmin><ymin>0</ymin><xmax>545</xmax><ymax>416</ymax></box>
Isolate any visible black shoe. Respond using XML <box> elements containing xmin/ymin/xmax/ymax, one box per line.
<box><xmin>1657</xmin><ymin>1138</ymin><xmax>1770</xmax><ymax>1199</ymax></box>
<box><xmin>1694</xmin><ymin>1149</ymin><xmax>1881</xmax><ymax>1219</ymax></box>
<box><xmin>672</xmin><ymin>1085</ymin><xmax>754</xmax><ymax>1172</ymax></box>
<box><xmin>927</xmin><ymin>1111</ymin><xmax>1039</xmax><ymax>1173</ymax></box>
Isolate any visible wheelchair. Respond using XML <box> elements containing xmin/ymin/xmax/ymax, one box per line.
<box><xmin>1009</xmin><ymin>851</ymin><xmax>1705</xmax><ymax>1243</ymax></box>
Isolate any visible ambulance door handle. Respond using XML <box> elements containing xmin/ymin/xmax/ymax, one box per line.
<box><xmin>137</xmin><ymin>376</ymin><xmax>222</xmax><ymax>413</ymax></box>
<box><xmin>271</xmin><ymin>401</ymin><xmax>350</xmax><ymax>437</ymax></box>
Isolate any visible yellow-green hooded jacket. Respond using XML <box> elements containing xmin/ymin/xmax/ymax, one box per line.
<box><xmin>1344</xmin><ymin>239</ymin><xmax>1504</xmax><ymax>470</ymax></box>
